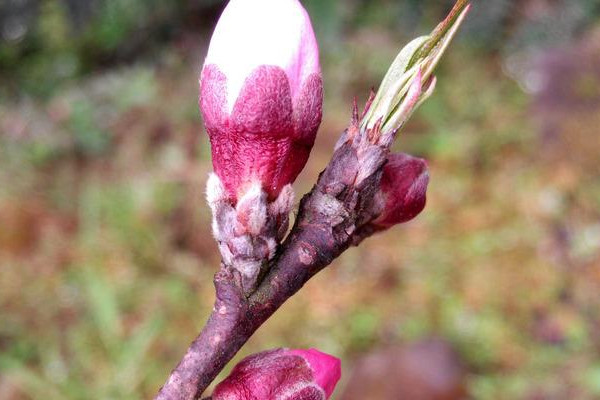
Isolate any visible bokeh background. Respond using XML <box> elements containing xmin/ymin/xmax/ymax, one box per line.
<box><xmin>2</xmin><ymin>0</ymin><xmax>600</xmax><ymax>399</ymax></box>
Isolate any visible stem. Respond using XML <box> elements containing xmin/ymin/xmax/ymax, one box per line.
<box><xmin>154</xmin><ymin>269</ymin><xmax>249</xmax><ymax>400</ymax></box>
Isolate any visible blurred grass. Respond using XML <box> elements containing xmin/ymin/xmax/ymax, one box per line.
<box><xmin>2</xmin><ymin>1</ymin><xmax>600</xmax><ymax>399</ymax></box>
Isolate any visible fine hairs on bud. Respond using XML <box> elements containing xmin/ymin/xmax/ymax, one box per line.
<box><xmin>236</xmin><ymin>182</ymin><xmax>268</xmax><ymax>236</ymax></box>
<box><xmin>206</xmin><ymin>174</ymin><xmax>296</xmax><ymax>294</ymax></box>
<box><xmin>269</xmin><ymin>184</ymin><xmax>295</xmax><ymax>241</ymax></box>
<box><xmin>206</xmin><ymin>172</ymin><xmax>234</xmax><ymax>242</ymax></box>
<box><xmin>200</xmin><ymin>0</ymin><xmax>322</xmax><ymax>202</ymax></box>
<box><xmin>269</xmin><ymin>184</ymin><xmax>295</xmax><ymax>217</ymax></box>
<box><xmin>206</xmin><ymin>172</ymin><xmax>227</xmax><ymax>207</ymax></box>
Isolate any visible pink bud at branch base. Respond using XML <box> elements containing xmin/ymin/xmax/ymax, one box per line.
<box><xmin>211</xmin><ymin>348</ymin><xmax>342</xmax><ymax>400</ymax></box>
<box><xmin>200</xmin><ymin>0</ymin><xmax>323</xmax><ymax>202</ymax></box>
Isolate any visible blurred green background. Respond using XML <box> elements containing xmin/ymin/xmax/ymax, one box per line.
<box><xmin>1</xmin><ymin>0</ymin><xmax>600</xmax><ymax>399</ymax></box>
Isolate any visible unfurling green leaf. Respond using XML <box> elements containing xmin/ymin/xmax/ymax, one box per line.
<box><xmin>362</xmin><ymin>1</ymin><xmax>471</xmax><ymax>140</ymax></box>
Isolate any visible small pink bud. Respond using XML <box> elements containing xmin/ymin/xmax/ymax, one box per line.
<box><xmin>200</xmin><ymin>0</ymin><xmax>323</xmax><ymax>202</ymax></box>
<box><xmin>371</xmin><ymin>153</ymin><xmax>429</xmax><ymax>229</ymax></box>
<box><xmin>212</xmin><ymin>348</ymin><xmax>341</xmax><ymax>400</ymax></box>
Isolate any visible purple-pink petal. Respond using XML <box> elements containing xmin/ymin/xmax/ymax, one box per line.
<box><xmin>289</xmin><ymin>348</ymin><xmax>342</xmax><ymax>398</ymax></box>
<box><xmin>211</xmin><ymin>348</ymin><xmax>341</xmax><ymax>400</ymax></box>
<box><xmin>199</xmin><ymin>0</ymin><xmax>323</xmax><ymax>202</ymax></box>
<box><xmin>372</xmin><ymin>153</ymin><xmax>429</xmax><ymax>228</ymax></box>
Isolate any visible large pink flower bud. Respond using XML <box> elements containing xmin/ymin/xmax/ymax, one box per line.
<box><xmin>212</xmin><ymin>348</ymin><xmax>341</xmax><ymax>400</ymax></box>
<box><xmin>200</xmin><ymin>0</ymin><xmax>323</xmax><ymax>202</ymax></box>
<box><xmin>371</xmin><ymin>153</ymin><xmax>429</xmax><ymax>229</ymax></box>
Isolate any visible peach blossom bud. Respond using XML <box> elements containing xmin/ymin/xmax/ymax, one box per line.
<box><xmin>371</xmin><ymin>153</ymin><xmax>429</xmax><ymax>229</ymax></box>
<box><xmin>200</xmin><ymin>0</ymin><xmax>322</xmax><ymax>202</ymax></box>
<box><xmin>212</xmin><ymin>348</ymin><xmax>341</xmax><ymax>400</ymax></box>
